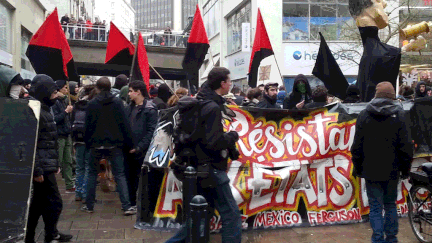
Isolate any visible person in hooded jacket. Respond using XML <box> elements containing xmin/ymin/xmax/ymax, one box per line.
<box><xmin>167</xmin><ymin>67</ymin><xmax>241</xmax><ymax>243</ymax></box>
<box><xmin>25</xmin><ymin>74</ymin><xmax>73</xmax><ymax>243</ymax></box>
<box><xmin>276</xmin><ymin>86</ymin><xmax>286</xmax><ymax>108</ymax></box>
<box><xmin>83</xmin><ymin>77</ymin><xmax>136</xmax><ymax>215</ymax></box>
<box><xmin>71</xmin><ymin>85</ymin><xmax>95</xmax><ymax>202</ymax></box>
<box><xmin>283</xmin><ymin>74</ymin><xmax>313</xmax><ymax>109</ymax></box>
<box><xmin>343</xmin><ymin>84</ymin><xmax>361</xmax><ymax>104</ymax></box>
<box><xmin>351</xmin><ymin>82</ymin><xmax>413</xmax><ymax>243</ymax></box>
<box><xmin>69</xmin><ymin>81</ymin><xmax>78</xmax><ymax>104</ymax></box>
<box><xmin>125</xmin><ymin>80</ymin><xmax>158</xmax><ymax>208</ymax></box>
<box><xmin>415</xmin><ymin>81</ymin><xmax>428</xmax><ymax>99</ymax></box>
<box><xmin>257</xmin><ymin>82</ymin><xmax>280</xmax><ymax>109</ymax></box>
<box><xmin>0</xmin><ymin>65</ymin><xmax>25</xmax><ymax>99</ymax></box>
<box><xmin>111</xmin><ymin>74</ymin><xmax>129</xmax><ymax>98</ymax></box>
<box><xmin>152</xmin><ymin>83</ymin><xmax>172</xmax><ymax>110</ymax></box>
<box><xmin>52</xmin><ymin>80</ymin><xmax>75</xmax><ymax>193</ymax></box>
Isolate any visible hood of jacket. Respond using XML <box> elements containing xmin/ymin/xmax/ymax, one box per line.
<box><xmin>120</xmin><ymin>85</ymin><xmax>129</xmax><ymax>101</ymax></box>
<box><xmin>95</xmin><ymin>91</ymin><xmax>115</xmax><ymax>105</ymax></box>
<box><xmin>292</xmin><ymin>74</ymin><xmax>312</xmax><ymax>97</ymax></box>
<box><xmin>0</xmin><ymin>65</ymin><xmax>22</xmax><ymax>97</ymax></box>
<box><xmin>196</xmin><ymin>82</ymin><xmax>225</xmax><ymax>106</ymax></box>
<box><xmin>33</xmin><ymin>74</ymin><xmax>58</xmax><ymax>107</ymax></box>
<box><xmin>366</xmin><ymin>98</ymin><xmax>402</xmax><ymax>117</ymax></box>
<box><xmin>158</xmin><ymin>84</ymin><xmax>173</xmax><ymax>103</ymax></box>
<box><xmin>415</xmin><ymin>81</ymin><xmax>427</xmax><ymax>98</ymax></box>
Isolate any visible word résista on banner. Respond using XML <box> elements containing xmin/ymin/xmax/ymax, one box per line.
<box><xmin>139</xmin><ymin>102</ymin><xmax>416</xmax><ymax>231</ymax></box>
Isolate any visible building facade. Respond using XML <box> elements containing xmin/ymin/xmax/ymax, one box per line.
<box><xmin>0</xmin><ymin>0</ymin><xmax>47</xmax><ymax>79</ymax></box>
<box><xmin>41</xmin><ymin>0</ymin><xmax>95</xmax><ymax>21</ymax></box>
<box><xmin>94</xmin><ymin>0</ymin><xmax>135</xmax><ymax>38</ymax></box>
<box><xmin>199</xmin><ymin>0</ymin><xmax>401</xmax><ymax>93</ymax></box>
<box><xmin>131</xmin><ymin>0</ymin><xmax>197</xmax><ymax>31</ymax></box>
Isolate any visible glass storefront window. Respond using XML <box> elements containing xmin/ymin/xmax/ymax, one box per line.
<box><xmin>0</xmin><ymin>3</ymin><xmax>12</xmax><ymax>53</ymax></box>
<box><xmin>283</xmin><ymin>0</ymin><xmax>353</xmax><ymax>42</ymax></box>
<box><xmin>227</xmin><ymin>2</ymin><xmax>251</xmax><ymax>55</ymax></box>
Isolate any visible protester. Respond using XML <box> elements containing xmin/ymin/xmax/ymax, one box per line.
<box><xmin>276</xmin><ymin>86</ymin><xmax>286</xmax><ymax>108</ymax></box>
<box><xmin>85</xmin><ymin>18</ymin><xmax>93</xmax><ymax>40</ymax></box>
<box><xmin>283</xmin><ymin>74</ymin><xmax>312</xmax><ymax>109</ymax></box>
<box><xmin>397</xmin><ymin>85</ymin><xmax>415</xmax><ymax>101</ymax></box>
<box><xmin>428</xmin><ymin>86</ymin><xmax>432</xmax><ymax>97</ymax></box>
<box><xmin>69</xmin><ymin>14</ymin><xmax>76</xmax><ymax>38</ymax></box>
<box><xmin>305</xmin><ymin>86</ymin><xmax>328</xmax><ymax>109</ymax></box>
<box><xmin>112</xmin><ymin>74</ymin><xmax>129</xmax><ymax>98</ymax></box>
<box><xmin>223</xmin><ymin>93</ymin><xmax>238</xmax><ymax>106</ymax></box>
<box><xmin>231</xmin><ymin>86</ymin><xmax>244</xmax><ymax>105</ymax></box>
<box><xmin>242</xmin><ymin>87</ymin><xmax>262</xmax><ymax>107</ymax></box>
<box><xmin>164</xmin><ymin>26</ymin><xmax>172</xmax><ymax>46</ymax></box>
<box><xmin>167</xmin><ymin>87</ymin><xmax>188</xmax><ymax>107</ymax></box>
<box><xmin>119</xmin><ymin>85</ymin><xmax>130</xmax><ymax>106</ymax></box>
<box><xmin>23</xmin><ymin>78</ymin><xmax>32</xmax><ymax>90</ymax></box>
<box><xmin>257</xmin><ymin>82</ymin><xmax>280</xmax><ymax>109</ymax></box>
<box><xmin>152</xmin><ymin>83</ymin><xmax>172</xmax><ymax>110</ymax></box>
<box><xmin>167</xmin><ymin>67</ymin><xmax>242</xmax><ymax>243</ymax></box>
<box><xmin>415</xmin><ymin>81</ymin><xmax>427</xmax><ymax>98</ymax></box>
<box><xmin>0</xmin><ymin>65</ymin><xmax>25</xmax><ymax>99</ymax></box>
<box><xmin>52</xmin><ymin>80</ymin><xmax>75</xmax><ymax>193</ymax></box>
<box><xmin>343</xmin><ymin>84</ymin><xmax>361</xmax><ymax>104</ymax></box>
<box><xmin>71</xmin><ymin>85</ymin><xmax>95</xmax><ymax>202</ymax></box>
<box><xmin>60</xmin><ymin>14</ymin><xmax>69</xmax><ymax>33</ymax></box>
<box><xmin>83</xmin><ymin>77</ymin><xmax>135</xmax><ymax>215</ymax></box>
<box><xmin>125</xmin><ymin>81</ymin><xmax>158</xmax><ymax>208</ymax></box>
<box><xmin>351</xmin><ymin>82</ymin><xmax>413</xmax><ymax>243</ymax></box>
<box><xmin>25</xmin><ymin>74</ymin><xmax>73</xmax><ymax>243</ymax></box>
<box><xmin>69</xmin><ymin>81</ymin><xmax>78</xmax><ymax>104</ymax></box>
<box><xmin>257</xmin><ymin>84</ymin><xmax>265</xmax><ymax>91</ymax></box>
<box><xmin>149</xmin><ymin>85</ymin><xmax>158</xmax><ymax>99</ymax></box>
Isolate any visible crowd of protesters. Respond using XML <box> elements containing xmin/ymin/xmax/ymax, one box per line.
<box><xmin>60</xmin><ymin>13</ymin><xmax>107</xmax><ymax>41</ymax></box>
<box><xmin>2</xmin><ymin>61</ymin><xmax>430</xmax><ymax>242</ymax></box>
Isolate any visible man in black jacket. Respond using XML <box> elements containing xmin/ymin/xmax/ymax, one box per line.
<box><xmin>351</xmin><ymin>82</ymin><xmax>413</xmax><ymax>243</ymax></box>
<box><xmin>25</xmin><ymin>74</ymin><xmax>73</xmax><ymax>243</ymax></box>
<box><xmin>83</xmin><ymin>77</ymin><xmax>136</xmax><ymax>215</ymax></box>
<box><xmin>126</xmin><ymin>80</ymin><xmax>158</xmax><ymax>207</ymax></box>
<box><xmin>257</xmin><ymin>82</ymin><xmax>280</xmax><ymax>109</ymax></box>
<box><xmin>52</xmin><ymin>80</ymin><xmax>75</xmax><ymax>193</ymax></box>
<box><xmin>167</xmin><ymin>67</ymin><xmax>242</xmax><ymax>243</ymax></box>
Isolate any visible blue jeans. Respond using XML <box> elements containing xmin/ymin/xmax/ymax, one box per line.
<box><xmin>366</xmin><ymin>179</ymin><xmax>399</xmax><ymax>243</ymax></box>
<box><xmin>166</xmin><ymin>169</ymin><xmax>242</xmax><ymax>243</ymax></box>
<box><xmin>75</xmin><ymin>144</ymin><xmax>90</xmax><ymax>199</ymax></box>
<box><xmin>86</xmin><ymin>148</ymin><xmax>131</xmax><ymax>211</ymax></box>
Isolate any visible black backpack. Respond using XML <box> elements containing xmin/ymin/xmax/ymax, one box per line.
<box><xmin>72</xmin><ymin>107</ymin><xmax>86</xmax><ymax>140</ymax></box>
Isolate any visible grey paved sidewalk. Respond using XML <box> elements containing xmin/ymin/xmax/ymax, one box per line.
<box><xmin>32</xmin><ymin>175</ymin><xmax>419</xmax><ymax>243</ymax></box>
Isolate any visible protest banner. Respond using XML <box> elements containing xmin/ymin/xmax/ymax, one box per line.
<box><xmin>136</xmin><ymin>101</ymin><xmax>430</xmax><ymax>231</ymax></box>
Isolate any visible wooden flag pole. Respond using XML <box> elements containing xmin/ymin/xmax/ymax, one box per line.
<box><xmin>273</xmin><ymin>55</ymin><xmax>284</xmax><ymax>83</ymax></box>
<box><xmin>129</xmin><ymin>32</ymin><xmax>139</xmax><ymax>81</ymax></box>
<box><xmin>66</xmin><ymin>81</ymin><xmax>72</xmax><ymax>106</ymax></box>
<box><xmin>149</xmin><ymin>62</ymin><xmax>179</xmax><ymax>98</ymax></box>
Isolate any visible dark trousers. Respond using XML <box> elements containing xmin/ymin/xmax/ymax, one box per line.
<box><xmin>125</xmin><ymin>153</ymin><xmax>144</xmax><ymax>207</ymax></box>
<box><xmin>25</xmin><ymin>172</ymin><xmax>63</xmax><ymax>243</ymax></box>
<box><xmin>166</xmin><ymin>170</ymin><xmax>242</xmax><ymax>243</ymax></box>
<box><xmin>366</xmin><ymin>179</ymin><xmax>399</xmax><ymax>243</ymax></box>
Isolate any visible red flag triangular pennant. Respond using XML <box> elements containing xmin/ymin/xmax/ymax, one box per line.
<box><xmin>248</xmin><ymin>9</ymin><xmax>274</xmax><ymax>87</ymax></box>
<box><xmin>105</xmin><ymin>22</ymin><xmax>135</xmax><ymax>65</ymax></box>
<box><xmin>130</xmin><ymin>32</ymin><xmax>150</xmax><ymax>95</ymax></box>
<box><xmin>187</xmin><ymin>5</ymin><xmax>209</xmax><ymax>45</ymax></box>
<box><xmin>26</xmin><ymin>8</ymin><xmax>78</xmax><ymax>81</ymax></box>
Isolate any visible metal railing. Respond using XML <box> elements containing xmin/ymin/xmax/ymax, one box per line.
<box><xmin>61</xmin><ymin>24</ymin><xmax>189</xmax><ymax>48</ymax></box>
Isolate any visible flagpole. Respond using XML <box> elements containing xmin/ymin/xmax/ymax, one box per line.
<box><xmin>129</xmin><ymin>32</ymin><xmax>139</xmax><ymax>81</ymax></box>
<box><xmin>149</xmin><ymin>63</ymin><xmax>179</xmax><ymax>98</ymax></box>
<box><xmin>208</xmin><ymin>47</ymin><xmax>215</xmax><ymax>66</ymax></box>
<box><xmin>66</xmin><ymin>81</ymin><xmax>72</xmax><ymax>106</ymax></box>
<box><xmin>273</xmin><ymin>55</ymin><xmax>284</xmax><ymax>83</ymax></box>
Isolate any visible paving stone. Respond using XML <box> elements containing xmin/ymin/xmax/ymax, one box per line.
<box><xmin>98</xmin><ymin>219</ymin><xmax>136</xmax><ymax>230</ymax></box>
<box><xmin>71</xmin><ymin>221</ymin><xmax>99</xmax><ymax>230</ymax></box>
<box><xmin>125</xmin><ymin>228</ymin><xmax>163</xmax><ymax>240</ymax></box>
<box><xmin>78</xmin><ymin>229</ymin><xmax>125</xmax><ymax>240</ymax></box>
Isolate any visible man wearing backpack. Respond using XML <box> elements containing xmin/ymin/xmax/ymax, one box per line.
<box><xmin>126</xmin><ymin>80</ymin><xmax>158</xmax><ymax>208</ymax></box>
<box><xmin>83</xmin><ymin>77</ymin><xmax>136</xmax><ymax>215</ymax></box>
<box><xmin>167</xmin><ymin>67</ymin><xmax>242</xmax><ymax>243</ymax></box>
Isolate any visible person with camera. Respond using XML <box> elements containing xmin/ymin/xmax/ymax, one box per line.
<box><xmin>167</xmin><ymin>67</ymin><xmax>242</xmax><ymax>243</ymax></box>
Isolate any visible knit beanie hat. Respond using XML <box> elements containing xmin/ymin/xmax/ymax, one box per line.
<box><xmin>375</xmin><ymin>82</ymin><xmax>395</xmax><ymax>99</ymax></box>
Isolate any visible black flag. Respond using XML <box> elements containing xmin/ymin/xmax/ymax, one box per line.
<box><xmin>312</xmin><ymin>32</ymin><xmax>349</xmax><ymax>99</ymax></box>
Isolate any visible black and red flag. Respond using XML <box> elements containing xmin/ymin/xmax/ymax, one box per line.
<box><xmin>182</xmin><ymin>4</ymin><xmax>209</xmax><ymax>88</ymax></box>
<box><xmin>105</xmin><ymin>22</ymin><xmax>135</xmax><ymax>65</ymax></box>
<box><xmin>26</xmin><ymin>8</ymin><xmax>79</xmax><ymax>81</ymax></box>
<box><xmin>130</xmin><ymin>32</ymin><xmax>150</xmax><ymax>96</ymax></box>
<box><xmin>248</xmin><ymin>9</ymin><xmax>274</xmax><ymax>88</ymax></box>
<box><xmin>312</xmin><ymin>32</ymin><xmax>349</xmax><ymax>99</ymax></box>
